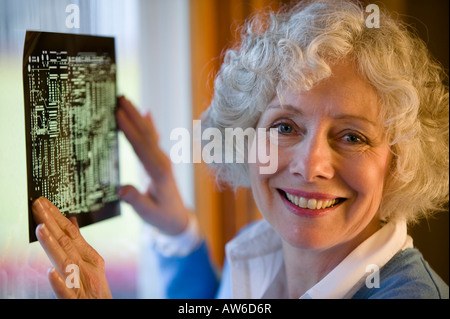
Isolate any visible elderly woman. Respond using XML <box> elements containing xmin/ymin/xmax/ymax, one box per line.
<box><xmin>32</xmin><ymin>0</ymin><xmax>448</xmax><ymax>298</ymax></box>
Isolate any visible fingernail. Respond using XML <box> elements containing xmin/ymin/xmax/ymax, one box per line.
<box><xmin>47</xmin><ymin>267</ymin><xmax>56</xmax><ymax>276</ymax></box>
<box><xmin>32</xmin><ymin>197</ymin><xmax>46</xmax><ymax>214</ymax></box>
<box><xmin>36</xmin><ymin>223</ymin><xmax>48</xmax><ymax>237</ymax></box>
<box><xmin>117</xmin><ymin>186</ymin><xmax>126</xmax><ymax>198</ymax></box>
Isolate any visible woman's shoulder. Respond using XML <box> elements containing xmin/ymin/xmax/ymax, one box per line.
<box><xmin>352</xmin><ymin>248</ymin><xmax>449</xmax><ymax>299</ymax></box>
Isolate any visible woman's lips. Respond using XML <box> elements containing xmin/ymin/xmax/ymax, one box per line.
<box><xmin>278</xmin><ymin>188</ymin><xmax>342</xmax><ymax>200</ymax></box>
<box><xmin>277</xmin><ymin>188</ymin><xmax>346</xmax><ymax>216</ymax></box>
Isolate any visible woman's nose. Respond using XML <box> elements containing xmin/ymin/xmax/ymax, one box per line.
<box><xmin>289</xmin><ymin>133</ymin><xmax>335</xmax><ymax>182</ymax></box>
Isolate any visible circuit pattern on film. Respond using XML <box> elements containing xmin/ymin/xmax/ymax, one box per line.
<box><xmin>25</xmin><ymin>50</ymin><xmax>119</xmax><ymax>215</ymax></box>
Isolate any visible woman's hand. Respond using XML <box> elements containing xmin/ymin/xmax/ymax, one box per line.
<box><xmin>33</xmin><ymin>196</ymin><xmax>112</xmax><ymax>299</ymax></box>
<box><xmin>116</xmin><ymin>96</ymin><xmax>190</xmax><ymax>235</ymax></box>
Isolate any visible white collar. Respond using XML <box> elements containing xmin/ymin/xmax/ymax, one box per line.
<box><xmin>225</xmin><ymin>220</ymin><xmax>284</xmax><ymax>298</ymax></box>
<box><xmin>225</xmin><ymin>219</ymin><xmax>412</xmax><ymax>299</ymax></box>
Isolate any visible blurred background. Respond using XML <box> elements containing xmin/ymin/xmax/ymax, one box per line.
<box><xmin>0</xmin><ymin>0</ymin><xmax>447</xmax><ymax>298</ymax></box>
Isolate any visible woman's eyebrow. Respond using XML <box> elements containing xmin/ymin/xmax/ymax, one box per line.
<box><xmin>331</xmin><ymin>114</ymin><xmax>378</xmax><ymax>127</ymax></box>
<box><xmin>266</xmin><ymin>104</ymin><xmax>377</xmax><ymax>127</ymax></box>
<box><xmin>266</xmin><ymin>104</ymin><xmax>302</xmax><ymax>113</ymax></box>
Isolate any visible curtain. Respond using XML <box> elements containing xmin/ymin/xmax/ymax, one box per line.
<box><xmin>190</xmin><ymin>0</ymin><xmax>290</xmax><ymax>266</ymax></box>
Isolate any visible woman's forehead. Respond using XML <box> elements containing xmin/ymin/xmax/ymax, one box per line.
<box><xmin>266</xmin><ymin>63</ymin><xmax>380</xmax><ymax>120</ymax></box>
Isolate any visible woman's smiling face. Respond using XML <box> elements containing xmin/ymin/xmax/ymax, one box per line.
<box><xmin>249</xmin><ymin>62</ymin><xmax>393</xmax><ymax>252</ymax></box>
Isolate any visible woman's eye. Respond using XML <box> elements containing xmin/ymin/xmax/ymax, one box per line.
<box><xmin>343</xmin><ymin>133</ymin><xmax>365</xmax><ymax>144</ymax></box>
<box><xmin>276</xmin><ymin>123</ymin><xmax>294</xmax><ymax>134</ymax></box>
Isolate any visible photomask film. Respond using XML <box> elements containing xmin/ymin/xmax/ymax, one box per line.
<box><xmin>23</xmin><ymin>31</ymin><xmax>120</xmax><ymax>242</ymax></box>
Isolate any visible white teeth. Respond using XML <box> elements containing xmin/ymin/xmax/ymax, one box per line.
<box><xmin>299</xmin><ymin>197</ymin><xmax>308</xmax><ymax>208</ymax></box>
<box><xmin>307</xmin><ymin>199</ymin><xmax>317</xmax><ymax>209</ymax></box>
<box><xmin>317</xmin><ymin>200</ymin><xmax>323</xmax><ymax>209</ymax></box>
<box><xmin>285</xmin><ymin>193</ymin><xmax>338</xmax><ymax>210</ymax></box>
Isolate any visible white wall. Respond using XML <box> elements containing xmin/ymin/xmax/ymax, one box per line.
<box><xmin>136</xmin><ymin>0</ymin><xmax>193</xmax><ymax>298</ymax></box>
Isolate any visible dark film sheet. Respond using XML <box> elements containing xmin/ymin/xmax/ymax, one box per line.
<box><xmin>23</xmin><ymin>31</ymin><xmax>120</xmax><ymax>242</ymax></box>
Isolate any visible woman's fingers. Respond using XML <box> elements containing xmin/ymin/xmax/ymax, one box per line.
<box><xmin>115</xmin><ymin>96</ymin><xmax>190</xmax><ymax>235</ymax></box>
<box><xmin>116</xmin><ymin>96</ymin><xmax>157</xmax><ymax>153</ymax></box>
<box><xmin>118</xmin><ymin>184</ymin><xmax>188</xmax><ymax>235</ymax></box>
<box><xmin>117</xmin><ymin>96</ymin><xmax>156</xmax><ymax>142</ymax></box>
<box><xmin>35</xmin><ymin>223</ymin><xmax>72</xmax><ymax>277</ymax></box>
<box><xmin>116</xmin><ymin>105</ymin><xmax>143</xmax><ymax>150</ymax></box>
<box><xmin>33</xmin><ymin>197</ymin><xmax>78</xmax><ymax>242</ymax></box>
<box><xmin>69</xmin><ymin>216</ymin><xmax>79</xmax><ymax>228</ymax></box>
<box><xmin>118</xmin><ymin>185</ymin><xmax>171</xmax><ymax>232</ymax></box>
<box><xmin>48</xmin><ymin>267</ymin><xmax>77</xmax><ymax>299</ymax></box>
<box><xmin>116</xmin><ymin>96</ymin><xmax>172</xmax><ymax>183</ymax></box>
<box><xmin>33</xmin><ymin>197</ymin><xmax>99</xmax><ymax>266</ymax></box>
<box><xmin>32</xmin><ymin>197</ymin><xmax>112</xmax><ymax>298</ymax></box>
<box><xmin>33</xmin><ymin>198</ymin><xmax>79</xmax><ymax>276</ymax></box>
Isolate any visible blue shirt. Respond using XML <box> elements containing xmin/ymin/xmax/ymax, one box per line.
<box><xmin>153</xmin><ymin>222</ymin><xmax>448</xmax><ymax>299</ymax></box>
<box><xmin>352</xmin><ymin>248</ymin><xmax>449</xmax><ymax>299</ymax></box>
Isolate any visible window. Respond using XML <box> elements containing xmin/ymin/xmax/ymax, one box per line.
<box><xmin>0</xmin><ymin>0</ymin><xmax>192</xmax><ymax>298</ymax></box>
